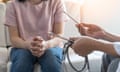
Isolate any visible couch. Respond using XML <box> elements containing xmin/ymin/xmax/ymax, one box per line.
<box><xmin>0</xmin><ymin>2</ymin><xmax>8</xmax><ymax>72</ymax></box>
<box><xmin>0</xmin><ymin>1</ymin><xmax>103</xmax><ymax>72</ymax></box>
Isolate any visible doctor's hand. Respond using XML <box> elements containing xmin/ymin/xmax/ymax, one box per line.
<box><xmin>70</xmin><ymin>36</ymin><xmax>97</xmax><ymax>57</ymax></box>
<box><xmin>30</xmin><ymin>36</ymin><xmax>46</xmax><ymax>57</ymax></box>
<box><xmin>76</xmin><ymin>23</ymin><xmax>106</xmax><ymax>39</ymax></box>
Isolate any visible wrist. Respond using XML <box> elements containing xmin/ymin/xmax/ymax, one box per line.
<box><xmin>43</xmin><ymin>41</ymin><xmax>49</xmax><ymax>49</ymax></box>
<box><xmin>24</xmin><ymin>41</ymin><xmax>31</xmax><ymax>49</ymax></box>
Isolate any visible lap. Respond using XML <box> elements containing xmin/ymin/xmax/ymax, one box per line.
<box><xmin>39</xmin><ymin>46</ymin><xmax>63</xmax><ymax>61</ymax></box>
<box><xmin>10</xmin><ymin>48</ymin><xmax>36</xmax><ymax>63</ymax></box>
<box><xmin>10</xmin><ymin>47</ymin><xmax>63</xmax><ymax>64</ymax></box>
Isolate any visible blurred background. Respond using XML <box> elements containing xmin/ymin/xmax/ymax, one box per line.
<box><xmin>64</xmin><ymin>0</ymin><xmax>120</xmax><ymax>37</ymax></box>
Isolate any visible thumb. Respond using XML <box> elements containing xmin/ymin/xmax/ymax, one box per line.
<box><xmin>76</xmin><ymin>24</ymin><xmax>86</xmax><ymax>35</ymax></box>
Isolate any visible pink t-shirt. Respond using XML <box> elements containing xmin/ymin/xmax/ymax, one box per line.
<box><xmin>5</xmin><ymin>0</ymin><xmax>66</xmax><ymax>41</ymax></box>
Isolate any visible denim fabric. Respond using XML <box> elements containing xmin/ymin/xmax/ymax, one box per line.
<box><xmin>10</xmin><ymin>46</ymin><xmax>63</xmax><ymax>72</ymax></box>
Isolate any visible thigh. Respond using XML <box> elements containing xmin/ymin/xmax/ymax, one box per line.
<box><xmin>10</xmin><ymin>48</ymin><xmax>36</xmax><ymax>64</ymax></box>
<box><xmin>38</xmin><ymin>46</ymin><xmax>63</xmax><ymax>62</ymax></box>
<box><xmin>10</xmin><ymin>48</ymin><xmax>37</xmax><ymax>72</ymax></box>
<box><xmin>47</xmin><ymin>46</ymin><xmax>63</xmax><ymax>60</ymax></box>
<box><xmin>38</xmin><ymin>46</ymin><xmax>63</xmax><ymax>72</ymax></box>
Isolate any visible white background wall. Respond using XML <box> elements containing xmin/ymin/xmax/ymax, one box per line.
<box><xmin>83</xmin><ymin>0</ymin><xmax>120</xmax><ymax>34</ymax></box>
<box><xmin>64</xmin><ymin>0</ymin><xmax>120</xmax><ymax>38</ymax></box>
<box><xmin>64</xmin><ymin>0</ymin><xmax>81</xmax><ymax>37</ymax></box>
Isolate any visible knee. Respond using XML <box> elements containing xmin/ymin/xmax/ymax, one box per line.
<box><xmin>45</xmin><ymin>47</ymin><xmax>63</xmax><ymax>59</ymax></box>
<box><xmin>11</xmin><ymin>59</ymin><xmax>34</xmax><ymax>72</ymax></box>
<box><xmin>39</xmin><ymin>47</ymin><xmax>63</xmax><ymax>66</ymax></box>
<box><xmin>10</xmin><ymin>48</ymin><xmax>36</xmax><ymax>72</ymax></box>
<box><xmin>10</xmin><ymin>48</ymin><xmax>34</xmax><ymax>65</ymax></box>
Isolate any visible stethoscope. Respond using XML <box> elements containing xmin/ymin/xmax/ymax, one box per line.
<box><xmin>62</xmin><ymin>39</ymin><xmax>90</xmax><ymax>72</ymax></box>
<box><xmin>49</xmin><ymin>11</ymin><xmax>91</xmax><ymax>72</ymax></box>
<box><xmin>49</xmin><ymin>32</ymin><xmax>90</xmax><ymax>72</ymax></box>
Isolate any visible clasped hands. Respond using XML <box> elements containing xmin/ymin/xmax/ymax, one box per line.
<box><xmin>29</xmin><ymin>36</ymin><xmax>47</xmax><ymax>57</ymax></box>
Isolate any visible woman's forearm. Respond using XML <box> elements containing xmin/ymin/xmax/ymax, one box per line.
<box><xmin>45</xmin><ymin>37</ymin><xmax>63</xmax><ymax>49</ymax></box>
<box><xmin>11</xmin><ymin>37</ymin><xmax>30</xmax><ymax>49</ymax></box>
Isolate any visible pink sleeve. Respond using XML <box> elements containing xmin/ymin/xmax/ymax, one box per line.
<box><xmin>54</xmin><ymin>0</ymin><xmax>68</xmax><ymax>24</ymax></box>
<box><xmin>5</xmin><ymin>2</ymin><xmax>17</xmax><ymax>27</ymax></box>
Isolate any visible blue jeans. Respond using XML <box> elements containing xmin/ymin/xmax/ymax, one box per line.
<box><xmin>10</xmin><ymin>46</ymin><xmax>63</xmax><ymax>72</ymax></box>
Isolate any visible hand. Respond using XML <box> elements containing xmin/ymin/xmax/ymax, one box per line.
<box><xmin>30</xmin><ymin>46</ymin><xmax>45</xmax><ymax>57</ymax></box>
<box><xmin>76</xmin><ymin>23</ymin><xmax>106</xmax><ymax>39</ymax></box>
<box><xmin>70</xmin><ymin>36</ymin><xmax>96</xmax><ymax>57</ymax></box>
<box><xmin>30</xmin><ymin>36</ymin><xmax>46</xmax><ymax>57</ymax></box>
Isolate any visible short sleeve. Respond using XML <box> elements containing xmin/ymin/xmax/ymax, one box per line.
<box><xmin>54</xmin><ymin>0</ymin><xmax>68</xmax><ymax>24</ymax></box>
<box><xmin>113</xmin><ymin>42</ymin><xmax>120</xmax><ymax>56</ymax></box>
<box><xmin>5</xmin><ymin>2</ymin><xmax>17</xmax><ymax>27</ymax></box>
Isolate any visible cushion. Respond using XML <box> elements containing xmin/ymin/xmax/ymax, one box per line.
<box><xmin>0</xmin><ymin>3</ymin><xmax>6</xmax><ymax>47</ymax></box>
<box><xmin>0</xmin><ymin>47</ymin><xmax>8</xmax><ymax>72</ymax></box>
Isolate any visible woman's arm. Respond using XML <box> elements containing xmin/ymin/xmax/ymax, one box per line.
<box><xmin>8</xmin><ymin>26</ymin><xmax>30</xmax><ymax>49</ymax></box>
<box><xmin>43</xmin><ymin>0</ymin><xmax>66</xmax><ymax>49</ymax></box>
<box><xmin>45</xmin><ymin>22</ymin><xmax>64</xmax><ymax>49</ymax></box>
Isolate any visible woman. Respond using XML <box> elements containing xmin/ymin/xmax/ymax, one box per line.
<box><xmin>5</xmin><ymin>0</ymin><xmax>66</xmax><ymax>72</ymax></box>
<box><xmin>70</xmin><ymin>23</ymin><xmax>120</xmax><ymax>72</ymax></box>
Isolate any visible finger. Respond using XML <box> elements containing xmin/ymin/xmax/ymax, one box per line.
<box><xmin>33</xmin><ymin>51</ymin><xmax>44</xmax><ymax>57</ymax></box>
<box><xmin>30</xmin><ymin>49</ymin><xmax>39</xmax><ymax>56</ymax></box>
<box><xmin>33</xmin><ymin>36</ymin><xmax>43</xmax><ymax>42</ymax></box>
<box><xmin>30</xmin><ymin>46</ymin><xmax>40</xmax><ymax>51</ymax></box>
<box><xmin>31</xmin><ymin>41</ymin><xmax>39</xmax><ymax>46</ymax></box>
<box><xmin>31</xmin><ymin>49</ymin><xmax>42</xmax><ymax>55</ymax></box>
<box><xmin>31</xmin><ymin>50</ymin><xmax>38</xmax><ymax>54</ymax></box>
<box><xmin>76</xmin><ymin>23</ymin><xmax>87</xmax><ymax>27</ymax></box>
<box><xmin>81</xmin><ymin>23</ymin><xmax>92</xmax><ymax>27</ymax></box>
<box><xmin>79</xmin><ymin>24</ymin><xmax>87</xmax><ymax>35</ymax></box>
<box><xmin>76</xmin><ymin>24</ymin><xmax>86</xmax><ymax>35</ymax></box>
<box><xmin>38</xmin><ymin>52</ymin><xmax>44</xmax><ymax>57</ymax></box>
<box><xmin>34</xmin><ymin>43</ymin><xmax>45</xmax><ymax>51</ymax></box>
<box><xmin>38</xmin><ymin>43</ymin><xmax>44</xmax><ymax>48</ymax></box>
<box><xmin>75</xmin><ymin>24</ymin><xmax>80</xmax><ymax>28</ymax></box>
<box><xmin>82</xmin><ymin>24</ymin><xmax>101</xmax><ymax>31</ymax></box>
<box><xmin>32</xmin><ymin>53</ymin><xmax>40</xmax><ymax>57</ymax></box>
<box><xmin>69</xmin><ymin>37</ymin><xmax>78</xmax><ymax>41</ymax></box>
<box><xmin>31</xmin><ymin>40</ymin><xmax>43</xmax><ymax>47</ymax></box>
